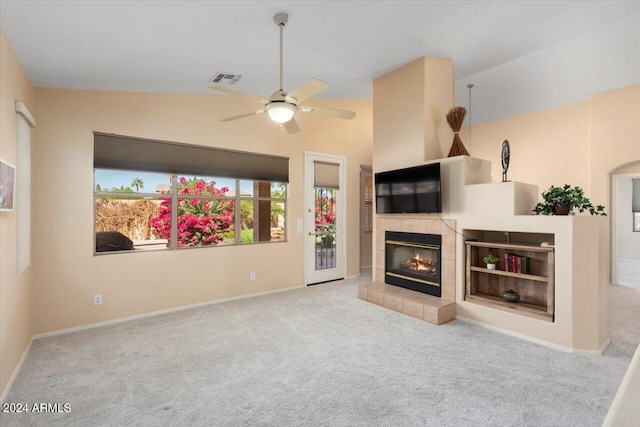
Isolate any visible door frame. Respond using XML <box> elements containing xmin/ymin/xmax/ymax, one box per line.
<box><xmin>304</xmin><ymin>151</ymin><xmax>347</xmax><ymax>285</ymax></box>
<box><xmin>611</xmin><ymin>172</ymin><xmax>640</xmax><ymax>287</ymax></box>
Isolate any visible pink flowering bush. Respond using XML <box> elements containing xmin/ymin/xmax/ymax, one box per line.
<box><xmin>151</xmin><ymin>177</ymin><xmax>234</xmax><ymax>247</ymax></box>
<box><xmin>315</xmin><ymin>190</ymin><xmax>336</xmax><ymax>226</ymax></box>
<box><xmin>315</xmin><ymin>189</ymin><xmax>336</xmax><ymax>247</ymax></box>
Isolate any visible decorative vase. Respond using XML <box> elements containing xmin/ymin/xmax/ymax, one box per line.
<box><xmin>487</xmin><ymin>263</ymin><xmax>496</xmax><ymax>270</ymax></box>
<box><xmin>502</xmin><ymin>290</ymin><xmax>520</xmax><ymax>303</ymax></box>
<box><xmin>553</xmin><ymin>205</ymin><xmax>570</xmax><ymax>215</ymax></box>
<box><xmin>446</xmin><ymin>106</ymin><xmax>470</xmax><ymax>157</ymax></box>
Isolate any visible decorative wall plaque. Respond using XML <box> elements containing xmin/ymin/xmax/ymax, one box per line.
<box><xmin>501</xmin><ymin>139</ymin><xmax>510</xmax><ymax>182</ymax></box>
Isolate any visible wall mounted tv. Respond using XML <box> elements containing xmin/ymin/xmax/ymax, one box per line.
<box><xmin>375</xmin><ymin>163</ymin><xmax>441</xmax><ymax>214</ymax></box>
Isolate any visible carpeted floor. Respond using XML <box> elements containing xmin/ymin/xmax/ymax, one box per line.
<box><xmin>1</xmin><ymin>275</ymin><xmax>639</xmax><ymax>427</ymax></box>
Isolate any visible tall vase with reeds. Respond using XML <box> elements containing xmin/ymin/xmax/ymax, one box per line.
<box><xmin>446</xmin><ymin>106</ymin><xmax>470</xmax><ymax>157</ymax></box>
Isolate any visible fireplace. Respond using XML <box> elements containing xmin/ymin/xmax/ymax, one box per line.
<box><xmin>385</xmin><ymin>231</ymin><xmax>442</xmax><ymax>297</ymax></box>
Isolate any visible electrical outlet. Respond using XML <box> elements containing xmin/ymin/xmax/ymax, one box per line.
<box><xmin>93</xmin><ymin>294</ymin><xmax>103</xmax><ymax>306</ymax></box>
<box><xmin>249</xmin><ymin>272</ymin><xmax>256</xmax><ymax>281</ymax></box>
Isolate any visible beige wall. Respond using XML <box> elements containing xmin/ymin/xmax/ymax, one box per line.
<box><xmin>460</xmin><ymin>101</ymin><xmax>591</xmax><ymax>191</ymax></box>
<box><xmin>373</xmin><ymin>57</ymin><xmax>454</xmax><ymax>172</ymax></box>
<box><xmin>590</xmin><ymin>85</ymin><xmax>640</xmax><ymax>207</ymax></box>
<box><xmin>0</xmin><ymin>31</ymin><xmax>35</xmax><ymax>398</ymax></box>
<box><xmin>32</xmin><ymin>88</ymin><xmax>372</xmax><ymax>334</ymax></box>
<box><xmin>589</xmin><ymin>86</ymin><xmax>640</xmax><ymax>289</ymax></box>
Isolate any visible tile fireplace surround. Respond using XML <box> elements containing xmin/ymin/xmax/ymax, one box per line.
<box><xmin>358</xmin><ymin>217</ymin><xmax>456</xmax><ymax>325</ymax></box>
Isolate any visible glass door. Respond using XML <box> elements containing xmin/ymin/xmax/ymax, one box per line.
<box><xmin>305</xmin><ymin>152</ymin><xmax>345</xmax><ymax>285</ymax></box>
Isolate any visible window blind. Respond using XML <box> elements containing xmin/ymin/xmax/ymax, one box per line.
<box><xmin>94</xmin><ymin>132</ymin><xmax>289</xmax><ymax>183</ymax></box>
<box><xmin>364</xmin><ymin>175</ymin><xmax>374</xmax><ymax>232</ymax></box>
<box><xmin>314</xmin><ymin>161</ymin><xmax>340</xmax><ymax>189</ymax></box>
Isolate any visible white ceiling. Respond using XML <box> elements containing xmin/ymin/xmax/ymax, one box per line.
<box><xmin>1</xmin><ymin>1</ymin><xmax>639</xmax><ymax>103</ymax></box>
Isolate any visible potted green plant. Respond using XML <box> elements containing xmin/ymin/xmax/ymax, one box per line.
<box><xmin>532</xmin><ymin>184</ymin><xmax>606</xmax><ymax>216</ymax></box>
<box><xmin>483</xmin><ymin>253</ymin><xmax>499</xmax><ymax>270</ymax></box>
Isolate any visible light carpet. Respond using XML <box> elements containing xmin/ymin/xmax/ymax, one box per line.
<box><xmin>1</xmin><ymin>275</ymin><xmax>638</xmax><ymax>427</ymax></box>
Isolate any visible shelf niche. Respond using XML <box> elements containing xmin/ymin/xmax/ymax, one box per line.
<box><xmin>464</xmin><ymin>230</ymin><xmax>555</xmax><ymax>322</ymax></box>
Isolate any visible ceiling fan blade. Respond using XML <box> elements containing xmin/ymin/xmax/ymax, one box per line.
<box><xmin>207</xmin><ymin>85</ymin><xmax>267</xmax><ymax>104</ymax></box>
<box><xmin>221</xmin><ymin>110</ymin><xmax>265</xmax><ymax>122</ymax></box>
<box><xmin>299</xmin><ymin>105</ymin><xmax>356</xmax><ymax>120</ymax></box>
<box><xmin>286</xmin><ymin>79</ymin><xmax>328</xmax><ymax>104</ymax></box>
<box><xmin>283</xmin><ymin>118</ymin><xmax>300</xmax><ymax>134</ymax></box>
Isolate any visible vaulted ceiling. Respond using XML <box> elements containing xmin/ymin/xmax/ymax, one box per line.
<box><xmin>2</xmin><ymin>1</ymin><xmax>639</xmax><ymax>123</ymax></box>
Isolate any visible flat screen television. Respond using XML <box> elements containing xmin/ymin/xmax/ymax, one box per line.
<box><xmin>375</xmin><ymin>163</ymin><xmax>441</xmax><ymax>214</ymax></box>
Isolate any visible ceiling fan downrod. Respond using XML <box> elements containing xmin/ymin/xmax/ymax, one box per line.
<box><xmin>273</xmin><ymin>13</ymin><xmax>288</xmax><ymax>91</ymax></box>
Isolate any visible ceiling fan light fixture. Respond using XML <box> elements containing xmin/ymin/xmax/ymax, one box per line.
<box><xmin>267</xmin><ymin>102</ymin><xmax>296</xmax><ymax>123</ymax></box>
<box><xmin>208</xmin><ymin>13</ymin><xmax>354</xmax><ymax>132</ymax></box>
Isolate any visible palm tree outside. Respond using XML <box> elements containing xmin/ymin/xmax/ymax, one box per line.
<box><xmin>131</xmin><ymin>178</ymin><xmax>144</xmax><ymax>192</ymax></box>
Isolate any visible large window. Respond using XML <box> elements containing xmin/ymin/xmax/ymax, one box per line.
<box><xmin>93</xmin><ymin>133</ymin><xmax>289</xmax><ymax>254</ymax></box>
<box><xmin>95</xmin><ymin>170</ymin><xmax>286</xmax><ymax>253</ymax></box>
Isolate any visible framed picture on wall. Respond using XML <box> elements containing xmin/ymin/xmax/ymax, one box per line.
<box><xmin>0</xmin><ymin>159</ymin><xmax>16</xmax><ymax>211</ymax></box>
<box><xmin>634</xmin><ymin>212</ymin><xmax>640</xmax><ymax>232</ymax></box>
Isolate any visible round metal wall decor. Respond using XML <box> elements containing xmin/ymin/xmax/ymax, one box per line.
<box><xmin>501</xmin><ymin>139</ymin><xmax>510</xmax><ymax>182</ymax></box>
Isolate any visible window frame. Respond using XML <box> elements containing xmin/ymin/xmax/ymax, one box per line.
<box><xmin>363</xmin><ymin>174</ymin><xmax>373</xmax><ymax>234</ymax></box>
<box><xmin>93</xmin><ymin>170</ymin><xmax>287</xmax><ymax>254</ymax></box>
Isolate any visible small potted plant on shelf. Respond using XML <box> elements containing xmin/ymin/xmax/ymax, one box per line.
<box><xmin>483</xmin><ymin>254</ymin><xmax>499</xmax><ymax>270</ymax></box>
<box><xmin>532</xmin><ymin>184</ymin><xmax>606</xmax><ymax>216</ymax></box>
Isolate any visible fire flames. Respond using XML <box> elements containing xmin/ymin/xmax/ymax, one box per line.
<box><xmin>400</xmin><ymin>254</ymin><xmax>437</xmax><ymax>276</ymax></box>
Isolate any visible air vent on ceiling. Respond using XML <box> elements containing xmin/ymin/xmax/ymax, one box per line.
<box><xmin>210</xmin><ymin>72</ymin><xmax>242</xmax><ymax>85</ymax></box>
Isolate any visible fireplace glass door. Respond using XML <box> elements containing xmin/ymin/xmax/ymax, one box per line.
<box><xmin>385</xmin><ymin>231</ymin><xmax>442</xmax><ymax>297</ymax></box>
<box><xmin>387</xmin><ymin>242</ymin><xmax>439</xmax><ymax>286</ymax></box>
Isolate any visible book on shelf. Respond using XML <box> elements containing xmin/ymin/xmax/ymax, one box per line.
<box><xmin>504</xmin><ymin>254</ymin><xmax>530</xmax><ymax>274</ymax></box>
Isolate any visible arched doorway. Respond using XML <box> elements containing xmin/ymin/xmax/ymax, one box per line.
<box><xmin>611</xmin><ymin>160</ymin><xmax>640</xmax><ymax>288</ymax></box>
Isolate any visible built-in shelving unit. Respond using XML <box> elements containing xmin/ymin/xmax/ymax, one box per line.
<box><xmin>465</xmin><ymin>240</ymin><xmax>555</xmax><ymax>322</ymax></box>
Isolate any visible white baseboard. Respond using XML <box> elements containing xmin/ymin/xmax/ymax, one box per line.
<box><xmin>33</xmin><ymin>285</ymin><xmax>305</xmax><ymax>340</ymax></box>
<box><xmin>596</xmin><ymin>339</ymin><xmax>612</xmax><ymax>355</ymax></box>
<box><xmin>1</xmin><ymin>337</ymin><xmax>33</xmax><ymax>404</ymax></box>
<box><xmin>456</xmin><ymin>316</ymin><xmax>610</xmax><ymax>355</ymax></box>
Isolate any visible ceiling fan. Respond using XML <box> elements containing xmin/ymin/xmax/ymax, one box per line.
<box><xmin>207</xmin><ymin>13</ymin><xmax>356</xmax><ymax>134</ymax></box>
